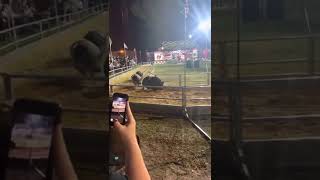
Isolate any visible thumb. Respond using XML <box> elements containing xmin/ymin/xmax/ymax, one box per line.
<box><xmin>113</xmin><ymin>120</ymin><xmax>123</xmax><ymax>129</ymax></box>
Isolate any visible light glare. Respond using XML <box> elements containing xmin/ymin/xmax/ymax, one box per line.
<box><xmin>198</xmin><ymin>19</ymin><xmax>211</xmax><ymax>32</ymax></box>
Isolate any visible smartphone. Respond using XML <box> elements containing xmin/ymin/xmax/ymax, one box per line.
<box><xmin>1</xmin><ymin>99</ymin><xmax>61</xmax><ymax>180</ymax></box>
<box><xmin>109</xmin><ymin>93</ymin><xmax>129</xmax><ymax>127</ymax></box>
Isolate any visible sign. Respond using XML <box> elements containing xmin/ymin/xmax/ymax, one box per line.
<box><xmin>163</xmin><ymin>51</ymin><xmax>172</xmax><ymax>60</ymax></box>
<box><xmin>192</xmin><ymin>49</ymin><xmax>198</xmax><ymax>59</ymax></box>
<box><xmin>154</xmin><ymin>51</ymin><xmax>164</xmax><ymax>61</ymax></box>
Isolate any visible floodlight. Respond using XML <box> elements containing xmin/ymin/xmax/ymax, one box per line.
<box><xmin>198</xmin><ymin>19</ymin><xmax>211</xmax><ymax>32</ymax></box>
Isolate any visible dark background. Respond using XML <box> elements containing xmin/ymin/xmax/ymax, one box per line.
<box><xmin>109</xmin><ymin>0</ymin><xmax>211</xmax><ymax>51</ymax></box>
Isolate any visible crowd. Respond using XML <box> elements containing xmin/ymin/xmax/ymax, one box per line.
<box><xmin>109</xmin><ymin>56</ymin><xmax>137</xmax><ymax>71</ymax></box>
<box><xmin>0</xmin><ymin>0</ymin><xmax>92</xmax><ymax>41</ymax></box>
<box><xmin>0</xmin><ymin>1</ymin><xmax>36</xmax><ymax>28</ymax></box>
<box><xmin>0</xmin><ymin>1</ymin><xmax>42</xmax><ymax>41</ymax></box>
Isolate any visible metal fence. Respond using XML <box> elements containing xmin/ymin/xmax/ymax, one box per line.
<box><xmin>213</xmin><ymin>0</ymin><xmax>236</xmax><ymax>10</ymax></box>
<box><xmin>109</xmin><ymin>84</ymin><xmax>210</xmax><ymax>105</ymax></box>
<box><xmin>214</xmin><ymin>33</ymin><xmax>320</xmax><ymax>79</ymax></box>
<box><xmin>108</xmin><ymin>62</ymin><xmax>211</xmax><ymax>107</ymax></box>
<box><xmin>109</xmin><ymin>65</ymin><xmax>136</xmax><ymax>78</ymax></box>
<box><xmin>0</xmin><ymin>3</ymin><xmax>108</xmax><ymax>53</ymax></box>
<box><xmin>153</xmin><ymin>72</ymin><xmax>211</xmax><ymax>86</ymax></box>
<box><xmin>0</xmin><ymin>63</ymin><xmax>211</xmax><ymax>142</ymax></box>
<box><xmin>108</xmin><ymin>62</ymin><xmax>151</xmax><ymax>78</ymax></box>
<box><xmin>213</xmin><ymin>76</ymin><xmax>320</xmax><ymax>144</ymax></box>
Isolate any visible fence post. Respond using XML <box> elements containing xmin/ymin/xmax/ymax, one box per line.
<box><xmin>207</xmin><ymin>72</ymin><xmax>210</xmax><ymax>86</ymax></box>
<box><xmin>229</xmin><ymin>82</ymin><xmax>242</xmax><ymax>147</ymax></box>
<box><xmin>110</xmin><ymin>85</ymin><xmax>113</xmax><ymax>94</ymax></box>
<box><xmin>39</xmin><ymin>20</ymin><xmax>43</xmax><ymax>38</ymax></box>
<box><xmin>181</xmin><ymin>86</ymin><xmax>187</xmax><ymax>110</ymax></box>
<box><xmin>13</xmin><ymin>27</ymin><xmax>18</xmax><ymax>49</ymax></box>
<box><xmin>308</xmin><ymin>37</ymin><xmax>315</xmax><ymax>75</ymax></box>
<box><xmin>218</xmin><ymin>41</ymin><xmax>227</xmax><ymax>80</ymax></box>
<box><xmin>181</xmin><ymin>87</ymin><xmax>184</xmax><ymax>109</ymax></box>
<box><xmin>3</xmin><ymin>74</ymin><xmax>13</xmax><ymax>101</ymax></box>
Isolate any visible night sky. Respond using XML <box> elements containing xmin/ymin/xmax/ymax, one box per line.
<box><xmin>110</xmin><ymin>0</ymin><xmax>211</xmax><ymax>51</ymax></box>
<box><xmin>128</xmin><ymin>0</ymin><xmax>211</xmax><ymax>50</ymax></box>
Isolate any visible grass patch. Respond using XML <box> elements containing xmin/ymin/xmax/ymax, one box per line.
<box><xmin>153</xmin><ymin>63</ymin><xmax>211</xmax><ymax>86</ymax></box>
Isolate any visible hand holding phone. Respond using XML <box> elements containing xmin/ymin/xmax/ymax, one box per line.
<box><xmin>1</xmin><ymin>99</ymin><xmax>61</xmax><ymax>180</ymax></box>
<box><xmin>112</xmin><ymin>101</ymin><xmax>138</xmax><ymax>149</ymax></box>
<box><xmin>109</xmin><ymin>93</ymin><xmax>129</xmax><ymax>127</ymax></box>
<box><xmin>109</xmin><ymin>102</ymin><xmax>138</xmax><ymax>166</ymax></box>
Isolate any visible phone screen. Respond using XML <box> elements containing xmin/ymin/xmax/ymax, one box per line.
<box><xmin>110</xmin><ymin>96</ymin><xmax>128</xmax><ymax>125</ymax></box>
<box><xmin>5</xmin><ymin>112</ymin><xmax>54</xmax><ymax>180</ymax></box>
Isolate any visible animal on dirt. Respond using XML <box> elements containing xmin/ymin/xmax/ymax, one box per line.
<box><xmin>131</xmin><ymin>71</ymin><xmax>144</xmax><ymax>86</ymax></box>
<box><xmin>70</xmin><ymin>30</ymin><xmax>107</xmax><ymax>78</ymax></box>
<box><xmin>142</xmin><ymin>75</ymin><xmax>164</xmax><ymax>90</ymax></box>
<box><xmin>131</xmin><ymin>73</ymin><xmax>142</xmax><ymax>86</ymax></box>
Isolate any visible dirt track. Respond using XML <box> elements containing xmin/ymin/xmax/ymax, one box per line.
<box><xmin>112</xmin><ymin>85</ymin><xmax>211</xmax><ymax>106</ymax></box>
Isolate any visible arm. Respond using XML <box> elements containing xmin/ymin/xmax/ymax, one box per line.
<box><xmin>124</xmin><ymin>140</ymin><xmax>150</xmax><ymax>180</ymax></box>
<box><xmin>52</xmin><ymin>124</ymin><xmax>78</xmax><ymax>180</ymax></box>
<box><xmin>113</xmin><ymin>102</ymin><xmax>150</xmax><ymax>180</ymax></box>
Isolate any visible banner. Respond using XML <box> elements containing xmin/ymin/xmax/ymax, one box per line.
<box><xmin>154</xmin><ymin>51</ymin><xmax>164</xmax><ymax>61</ymax></box>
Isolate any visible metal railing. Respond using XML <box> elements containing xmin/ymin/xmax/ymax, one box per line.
<box><xmin>108</xmin><ymin>82</ymin><xmax>211</xmax><ymax>143</ymax></box>
<box><xmin>213</xmin><ymin>0</ymin><xmax>236</xmax><ymax>10</ymax></box>
<box><xmin>0</xmin><ymin>66</ymin><xmax>209</xmax><ymax>107</ymax></box>
<box><xmin>213</xmin><ymin>75</ymin><xmax>320</xmax><ymax>144</ymax></box>
<box><xmin>153</xmin><ymin>72</ymin><xmax>211</xmax><ymax>86</ymax></box>
<box><xmin>109</xmin><ymin>84</ymin><xmax>210</xmax><ymax>106</ymax></box>
<box><xmin>109</xmin><ymin>65</ymin><xmax>136</xmax><ymax>78</ymax></box>
<box><xmin>0</xmin><ymin>63</ymin><xmax>211</xmax><ymax>143</ymax></box>
<box><xmin>108</xmin><ymin>62</ymin><xmax>152</xmax><ymax>77</ymax></box>
<box><xmin>0</xmin><ymin>3</ymin><xmax>108</xmax><ymax>53</ymax></box>
<box><xmin>214</xmin><ymin>33</ymin><xmax>320</xmax><ymax>79</ymax></box>
<box><xmin>109</xmin><ymin>62</ymin><xmax>211</xmax><ymax>86</ymax></box>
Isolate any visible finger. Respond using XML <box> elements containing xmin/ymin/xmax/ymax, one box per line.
<box><xmin>126</xmin><ymin>102</ymin><xmax>135</xmax><ymax>125</ymax></box>
<box><xmin>113</xmin><ymin>120</ymin><xmax>123</xmax><ymax>129</ymax></box>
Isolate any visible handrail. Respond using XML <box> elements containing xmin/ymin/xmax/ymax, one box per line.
<box><xmin>0</xmin><ymin>70</ymin><xmax>211</xmax><ymax>103</ymax></box>
<box><xmin>183</xmin><ymin>110</ymin><xmax>211</xmax><ymax>143</ymax></box>
<box><xmin>213</xmin><ymin>33</ymin><xmax>320</xmax><ymax>44</ymax></box>
<box><xmin>213</xmin><ymin>75</ymin><xmax>320</xmax><ymax>85</ymax></box>
<box><xmin>0</xmin><ymin>3</ymin><xmax>108</xmax><ymax>53</ymax></box>
<box><xmin>0</xmin><ymin>3</ymin><xmax>107</xmax><ymax>34</ymax></box>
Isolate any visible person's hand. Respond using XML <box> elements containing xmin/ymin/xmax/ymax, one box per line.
<box><xmin>112</xmin><ymin>102</ymin><xmax>138</xmax><ymax>151</ymax></box>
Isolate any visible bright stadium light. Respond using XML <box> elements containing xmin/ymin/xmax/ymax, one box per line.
<box><xmin>198</xmin><ymin>19</ymin><xmax>211</xmax><ymax>33</ymax></box>
<box><xmin>188</xmin><ymin>34</ymin><xmax>192</xmax><ymax>39</ymax></box>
